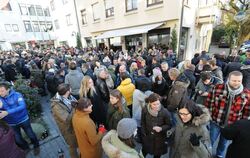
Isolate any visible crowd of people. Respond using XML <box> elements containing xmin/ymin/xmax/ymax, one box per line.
<box><xmin>0</xmin><ymin>46</ymin><xmax>250</xmax><ymax>158</ymax></box>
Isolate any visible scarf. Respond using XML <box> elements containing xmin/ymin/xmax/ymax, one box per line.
<box><xmin>147</xmin><ymin>104</ymin><xmax>161</xmax><ymax>117</ymax></box>
<box><xmin>226</xmin><ymin>82</ymin><xmax>244</xmax><ymax>99</ymax></box>
<box><xmin>55</xmin><ymin>93</ymin><xmax>77</xmax><ymax>112</ymax></box>
<box><xmin>222</xmin><ymin>82</ymin><xmax>244</xmax><ymax>126</ymax></box>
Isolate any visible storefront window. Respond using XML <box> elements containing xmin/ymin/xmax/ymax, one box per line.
<box><xmin>125</xmin><ymin>35</ymin><xmax>142</xmax><ymax>51</ymax></box>
<box><xmin>148</xmin><ymin>28</ymin><xmax>170</xmax><ymax>48</ymax></box>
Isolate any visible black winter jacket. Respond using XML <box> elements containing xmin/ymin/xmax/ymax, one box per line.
<box><xmin>221</xmin><ymin>119</ymin><xmax>250</xmax><ymax>158</ymax></box>
<box><xmin>241</xmin><ymin>65</ymin><xmax>250</xmax><ymax>89</ymax></box>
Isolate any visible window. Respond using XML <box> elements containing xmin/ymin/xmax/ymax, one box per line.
<box><xmin>5</xmin><ymin>24</ymin><xmax>12</xmax><ymax>32</ymax></box>
<box><xmin>28</xmin><ymin>5</ymin><xmax>36</xmax><ymax>16</ymax></box>
<box><xmin>104</xmin><ymin>0</ymin><xmax>114</xmax><ymax>18</ymax></box>
<box><xmin>66</xmin><ymin>14</ymin><xmax>72</xmax><ymax>25</ymax></box>
<box><xmin>147</xmin><ymin>0</ymin><xmax>163</xmax><ymax>7</ymax></box>
<box><xmin>44</xmin><ymin>7</ymin><xmax>50</xmax><ymax>16</ymax></box>
<box><xmin>12</xmin><ymin>24</ymin><xmax>19</xmax><ymax>32</ymax></box>
<box><xmin>199</xmin><ymin>0</ymin><xmax>216</xmax><ymax>7</ymax></box>
<box><xmin>50</xmin><ymin>0</ymin><xmax>55</xmax><ymax>11</ymax></box>
<box><xmin>39</xmin><ymin>21</ymin><xmax>46</xmax><ymax>31</ymax></box>
<box><xmin>36</xmin><ymin>5</ymin><xmax>43</xmax><ymax>16</ymax></box>
<box><xmin>23</xmin><ymin>21</ymin><xmax>32</xmax><ymax>32</ymax></box>
<box><xmin>19</xmin><ymin>4</ymin><xmax>28</xmax><ymax>15</ymax></box>
<box><xmin>62</xmin><ymin>0</ymin><xmax>68</xmax><ymax>4</ymax></box>
<box><xmin>54</xmin><ymin>20</ymin><xmax>60</xmax><ymax>29</ymax></box>
<box><xmin>32</xmin><ymin>21</ymin><xmax>40</xmax><ymax>32</ymax></box>
<box><xmin>46</xmin><ymin>21</ymin><xmax>53</xmax><ymax>31</ymax></box>
<box><xmin>92</xmin><ymin>3</ymin><xmax>100</xmax><ymax>21</ymax></box>
<box><xmin>126</xmin><ymin>0</ymin><xmax>138</xmax><ymax>12</ymax></box>
<box><xmin>80</xmin><ymin>9</ymin><xmax>87</xmax><ymax>25</ymax></box>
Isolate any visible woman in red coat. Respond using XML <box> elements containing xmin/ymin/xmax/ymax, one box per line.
<box><xmin>0</xmin><ymin>120</ymin><xmax>25</xmax><ymax>158</ymax></box>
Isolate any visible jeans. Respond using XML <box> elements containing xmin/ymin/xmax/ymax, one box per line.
<box><xmin>210</xmin><ymin>121</ymin><xmax>228</xmax><ymax>158</ymax></box>
<box><xmin>11</xmin><ymin>119</ymin><xmax>39</xmax><ymax>150</ymax></box>
<box><xmin>170</xmin><ymin>112</ymin><xmax>177</xmax><ymax>127</ymax></box>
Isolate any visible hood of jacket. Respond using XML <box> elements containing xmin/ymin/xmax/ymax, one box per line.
<box><xmin>120</xmin><ymin>78</ymin><xmax>132</xmax><ymax>86</ymax></box>
<box><xmin>191</xmin><ymin>104</ymin><xmax>211</xmax><ymax>126</ymax></box>
<box><xmin>68</xmin><ymin>69</ymin><xmax>81</xmax><ymax>76</ymax></box>
<box><xmin>102</xmin><ymin>130</ymin><xmax>141</xmax><ymax>158</ymax></box>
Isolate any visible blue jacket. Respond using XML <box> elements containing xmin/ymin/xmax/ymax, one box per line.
<box><xmin>0</xmin><ymin>89</ymin><xmax>29</xmax><ymax>125</ymax></box>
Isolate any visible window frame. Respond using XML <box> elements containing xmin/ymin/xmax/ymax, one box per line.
<box><xmin>46</xmin><ymin>21</ymin><xmax>53</xmax><ymax>31</ymax></box>
<box><xmin>35</xmin><ymin>5</ymin><xmax>44</xmax><ymax>16</ymax></box>
<box><xmin>19</xmin><ymin>4</ymin><xmax>28</xmax><ymax>15</ymax></box>
<box><xmin>54</xmin><ymin>19</ymin><xmax>60</xmax><ymax>29</ymax></box>
<box><xmin>92</xmin><ymin>3</ymin><xmax>100</xmax><ymax>21</ymax></box>
<box><xmin>39</xmin><ymin>21</ymin><xmax>46</xmax><ymax>32</ymax></box>
<box><xmin>12</xmin><ymin>24</ymin><xmax>19</xmax><ymax>32</ymax></box>
<box><xmin>80</xmin><ymin>9</ymin><xmax>87</xmax><ymax>25</ymax></box>
<box><xmin>5</xmin><ymin>24</ymin><xmax>12</xmax><ymax>32</ymax></box>
<box><xmin>126</xmin><ymin>0</ymin><xmax>138</xmax><ymax>12</ymax></box>
<box><xmin>28</xmin><ymin>4</ymin><xmax>36</xmax><ymax>16</ymax></box>
<box><xmin>66</xmin><ymin>14</ymin><xmax>72</xmax><ymax>26</ymax></box>
<box><xmin>147</xmin><ymin>0</ymin><xmax>163</xmax><ymax>7</ymax></box>
<box><xmin>23</xmin><ymin>21</ymin><xmax>33</xmax><ymax>32</ymax></box>
<box><xmin>50</xmin><ymin>0</ymin><xmax>55</xmax><ymax>11</ymax></box>
<box><xmin>104</xmin><ymin>0</ymin><xmax>114</xmax><ymax>18</ymax></box>
<box><xmin>44</xmin><ymin>7</ymin><xmax>51</xmax><ymax>16</ymax></box>
<box><xmin>32</xmin><ymin>21</ymin><xmax>40</xmax><ymax>32</ymax></box>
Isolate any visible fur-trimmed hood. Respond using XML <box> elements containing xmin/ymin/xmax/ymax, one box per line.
<box><xmin>102</xmin><ymin>130</ymin><xmax>143</xmax><ymax>158</ymax></box>
<box><xmin>192</xmin><ymin>104</ymin><xmax>211</xmax><ymax>126</ymax></box>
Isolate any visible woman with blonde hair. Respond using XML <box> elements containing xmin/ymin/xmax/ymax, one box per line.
<box><xmin>79</xmin><ymin>75</ymin><xmax>108</xmax><ymax>126</ymax></box>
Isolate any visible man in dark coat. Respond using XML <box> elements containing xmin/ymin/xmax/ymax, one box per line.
<box><xmin>223</xmin><ymin>56</ymin><xmax>243</xmax><ymax>78</ymax></box>
<box><xmin>135</xmin><ymin>68</ymin><xmax>152</xmax><ymax>91</ymax></box>
<box><xmin>95</xmin><ymin>68</ymin><xmax>110</xmax><ymax>104</ymax></box>
<box><xmin>183</xmin><ymin>64</ymin><xmax>196</xmax><ymax>97</ymax></box>
<box><xmin>2</xmin><ymin>60</ymin><xmax>17</xmax><ymax>82</ymax></box>
<box><xmin>240</xmin><ymin>64</ymin><xmax>250</xmax><ymax>89</ymax></box>
<box><xmin>221</xmin><ymin>119</ymin><xmax>250</xmax><ymax>158</ymax></box>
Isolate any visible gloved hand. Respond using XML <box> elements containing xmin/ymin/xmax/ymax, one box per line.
<box><xmin>98</xmin><ymin>124</ymin><xmax>106</xmax><ymax>134</ymax></box>
<box><xmin>189</xmin><ymin>133</ymin><xmax>202</xmax><ymax>146</ymax></box>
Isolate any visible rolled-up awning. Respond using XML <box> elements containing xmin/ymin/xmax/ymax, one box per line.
<box><xmin>95</xmin><ymin>22</ymin><xmax>163</xmax><ymax>39</ymax></box>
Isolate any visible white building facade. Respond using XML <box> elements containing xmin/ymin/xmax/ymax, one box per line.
<box><xmin>49</xmin><ymin>0</ymin><xmax>80</xmax><ymax>47</ymax></box>
<box><xmin>75</xmin><ymin>0</ymin><xmax>222</xmax><ymax>60</ymax></box>
<box><xmin>0</xmin><ymin>0</ymin><xmax>55</xmax><ymax>50</ymax></box>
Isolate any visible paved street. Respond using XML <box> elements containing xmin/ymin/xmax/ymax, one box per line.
<box><xmin>25</xmin><ymin>95</ymin><xmax>170</xmax><ymax>158</ymax></box>
<box><xmin>26</xmin><ymin>95</ymin><xmax>70</xmax><ymax>158</ymax></box>
<box><xmin>25</xmin><ymin>95</ymin><xmax>226</xmax><ymax>158</ymax></box>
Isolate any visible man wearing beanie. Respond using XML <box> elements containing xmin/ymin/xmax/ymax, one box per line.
<box><xmin>102</xmin><ymin>118</ymin><xmax>144</xmax><ymax>158</ymax></box>
<box><xmin>205</xmin><ymin>71</ymin><xmax>250</xmax><ymax>158</ymax></box>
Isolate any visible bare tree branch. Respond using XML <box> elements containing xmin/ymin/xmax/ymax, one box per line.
<box><xmin>229</xmin><ymin>0</ymin><xmax>240</xmax><ymax>12</ymax></box>
<box><xmin>238</xmin><ymin>0</ymin><xmax>247</xmax><ymax>6</ymax></box>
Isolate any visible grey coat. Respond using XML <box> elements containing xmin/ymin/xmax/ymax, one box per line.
<box><xmin>65</xmin><ymin>69</ymin><xmax>84</xmax><ymax>95</ymax></box>
<box><xmin>132</xmin><ymin>89</ymin><xmax>152</xmax><ymax>127</ymax></box>
<box><xmin>194</xmin><ymin>80</ymin><xmax>214</xmax><ymax>105</ymax></box>
<box><xmin>171</xmin><ymin>106</ymin><xmax>212</xmax><ymax>158</ymax></box>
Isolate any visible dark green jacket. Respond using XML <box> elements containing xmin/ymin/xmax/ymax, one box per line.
<box><xmin>107</xmin><ymin>99</ymin><xmax>130</xmax><ymax>130</ymax></box>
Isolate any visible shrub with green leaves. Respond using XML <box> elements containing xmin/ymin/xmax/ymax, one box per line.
<box><xmin>14</xmin><ymin>75</ymin><xmax>41</xmax><ymax>120</ymax></box>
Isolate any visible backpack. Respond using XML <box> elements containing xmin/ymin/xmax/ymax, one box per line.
<box><xmin>167</xmin><ymin>79</ymin><xmax>190</xmax><ymax>112</ymax></box>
